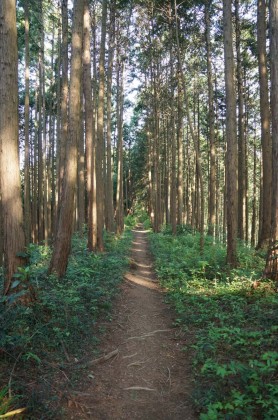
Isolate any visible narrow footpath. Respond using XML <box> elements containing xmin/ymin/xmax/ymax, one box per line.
<box><xmin>65</xmin><ymin>226</ymin><xmax>196</xmax><ymax>419</ymax></box>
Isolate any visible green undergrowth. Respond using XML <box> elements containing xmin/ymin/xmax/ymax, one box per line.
<box><xmin>0</xmin><ymin>228</ymin><xmax>131</xmax><ymax>417</ymax></box>
<box><xmin>149</xmin><ymin>229</ymin><xmax>278</xmax><ymax>419</ymax></box>
<box><xmin>124</xmin><ymin>207</ymin><xmax>151</xmax><ymax>230</ymax></box>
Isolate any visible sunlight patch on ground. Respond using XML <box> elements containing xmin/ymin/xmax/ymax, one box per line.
<box><xmin>124</xmin><ymin>273</ymin><xmax>159</xmax><ymax>290</ymax></box>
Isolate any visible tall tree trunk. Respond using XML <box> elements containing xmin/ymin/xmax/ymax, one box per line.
<box><xmin>235</xmin><ymin>0</ymin><xmax>246</xmax><ymax>241</ymax></box>
<box><xmin>177</xmin><ymin>71</ymin><xmax>184</xmax><ymax>226</ymax></box>
<box><xmin>106</xmin><ymin>2</ymin><xmax>115</xmax><ymax>232</ymax></box>
<box><xmin>223</xmin><ymin>0</ymin><xmax>238</xmax><ymax>266</ymax></box>
<box><xmin>265</xmin><ymin>0</ymin><xmax>278</xmax><ymax>280</ymax></box>
<box><xmin>0</xmin><ymin>0</ymin><xmax>26</xmax><ymax>293</ymax></box>
<box><xmin>49</xmin><ymin>0</ymin><xmax>84</xmax><ymax>277</ymax></box>
<box><xmin>257</xmin><ymin>0</ymin><xmax>272</xmax><ymax>249</ymax></box>
<box><xmin>38</xmin><ymin>5</ymin><xmax>44</xmax><ymax>242</ymax></box>
<box><xmin>24</xmin><ymin>0</ymin><xmax>31</xmax><ymax>245</ymax></box>
<box><xmin>168</xmin><ymin>4</ymin><xmax>177</xmax><ymax>234</ymax></box>
<box><xmin>83</xmin><ymin>0</ymin><xmax>97</xmax><ymax>251</ymax></box>
<box><xmin>96</xmin><ymin>0</ymin><xmax>108</xmax><ymax>251</ymax></box>
<box><xmin>251</xmin><ymin>142</ymin><xmax>257</xmax><ymax>247</ymax></box>
<box><xmin>32</xmin><ymin>88</ymin><xmax>39</xmax><ymax>243</ymax></box>
<box><xmin>174</xmin><ymin>2</ymin><xmax>205</xmax><ymax>251</ymax></box>
<box><xmin>77</xmin><ymin>96</ymin><xmax>85</xmax><ymax>231</ymax></box>
<box><xmin>57</xmin><ymin>0</ymin><xmax>69</xmax><ymax>223</ymax></box>
<box><xmin>205</xmin><ymin>0</ymin><xmax>216</xmax><ymax>236</ymax></box>
<box><xmin>115</xmin><ymin>58</ymin><xmax>125</xmax><ymax>234</ymax></box>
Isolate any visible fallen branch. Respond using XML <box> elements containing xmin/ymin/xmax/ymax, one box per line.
<box><xmin>127</xmin><ymin>360</ymin><xmax>146</xmax><ymax>367</ymax></box>
<box><xmin>124</xmin><ymin>386</ymin><xmax>156</xmax><ymax>391</ymax></box>
<box><xmin>122</xmin><ymin>352</ymin><xmax>137</xmax><ymax>359</ymax></box>
<box><xmin>83</xmin><ymin>349</ymin><xmax>119</xmax><ymax>367</ymax></box>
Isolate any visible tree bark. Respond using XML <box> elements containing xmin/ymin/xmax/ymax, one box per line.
<box><xmin>251</xmin><ymin>142</ymin><xmax>257</xmax><ymax>247</ymax></box>
<box><xmin>116</xmin><ymin>57</ymin><xmax>125</xmax><ymax>234</ymax></box>
<box><xmin>57</xmin><ymin>0</ymin><xmax>69</xmax><ymax>227</ymax></box>
<box><xmin>106</xmin><ymin>2</ymin><xmax>116</xmax><ymax>232</ymax></box>
<box><xmin>177</xmin><ymin>71</ymin><xmax>184</xmax><ymax>226</ymax></box>
<box><xmin>205</xmin><ymin>0</ymin><xmax>216</xmax><ymax>237</ymax></box>
<box><xmin>49</xmin><ymin>0</ymin><xmax>84</xmax><ymax>277</ymax></box>
<box><xmin>235</xmin><ymin>0</ymin><xmax>246</xmax><ymax>241</ymax></box>
<box><xmin>24</xmin><ymin>0</ymin><xmax>31</xmax><ymax>245</ymax></box>
<box><xmin>223</xmin><ymin>0</ymin><xmax>238</xmax><ymax>266</ymax></box>
<box><xmin>83</xmin><ymin>0</ymin><xmax>97</xmax><ymax>251</ymax></box>
<box><xmin>257</xmin><ymin>0</ymin><xmax>272</xmax><ymax>249</ymax></box>
<box><xmin>174</xmin><ymin>1</ymin><xmax>205</xmax><ymax>251</ymax></box>
<box><xmin>0</xmin><ymin>0</ymin><xmax>26</xmax><ymax>293</ymax></box>
<box><xmin>265</xmin><ymin>0</ymin><xmax>278</xmax><ymax>280</ymax></box>
<box><xmin>96</xmin><ymin>0</ymin><xmax>108</xmax><ymax>251</ymax></box>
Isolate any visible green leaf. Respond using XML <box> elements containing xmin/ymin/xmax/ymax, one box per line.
<box><xmin>11</xmin><ymin>280</ymin><xmax>20</xmax><ymax>289</ymax></box>
<box><xmin>12</xmin><ymin>273</ymin><xmax>22</xmax><ymax>278</ymax></box>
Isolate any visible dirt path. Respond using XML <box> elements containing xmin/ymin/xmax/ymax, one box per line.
<box><xmin>65</xmin><ymin>226</ymin><xmax>196</xmax><ymax>419</ymax></box>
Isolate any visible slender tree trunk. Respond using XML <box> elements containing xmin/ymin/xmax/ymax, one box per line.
<box><xmin>57</xmin><ymin>0</ymin><xmax>69</xmax><ymax>221</ymax></box>
<box><xmin>235</xmin><ymin>0</ymin><xmax>246</xmax><ymax>241</ymax></box>
<box><xmin>169</xmin><ymin>9</ymin><xmax>177</xmax><ymax>235</ymax></box>
<box><xmin>96</xmin><ymin>0</ymin><xmax>108</xmax><ymax>251</ymax></box>
<box><xmin>0</xmin><ymin>0</ymin><xmax>26</xmax><ymax>293</ymax></box>
<box><xmin>77</xmin><ymin>95</ymin><xmax>85</xmax><ymax>231</ymax></box>
<box><xmin>32</xmin><ymin>88</ymin><xmax>39</xmax><ymax>243</ymax></box>
<box><xmin>38</xmin><ymin>10</ymin><xmax>44</xmax><ymax>242</ymax></box>
<box><xmin>223</xmin><ymin>0</ymin><xmax>238</xmax><ymax>266</ymax></box>
<box><xmin>106</xmin><ymin>2</ymin><xmax>116</xmax><ymax>232</ymax></box>
<box><xmin>49</xmin><ymin>0</ymin><xmax>84</xmax><ymax>277</ymax></box>
<box><xmin>205</xmin><ymin>0</ymin><xmax>216</xmax><ymax>236</ymax></box>
<box><xmin>251</xmin><ymin>142</ymin><xmax>257</xmax><ymax>247</ymax></box>
<box><xmin>177</xmin><ymin>71</ymin><xmax>184</xmax><ymax>226</ymax></box>
<box><xmin>257</xmin><ymin>0</ymin><xmax>272</xmax><ymax>249</ymax></box>
<box><xmin>43</xmin><ymin>115</ymin><xmax>49</xmax><ymax>244</ymax></box>
<box><xmin>116</xmin><ymin>58</ymin><xmax>125</xmax><ymax>234</ymax></box>
<box><xmin>24</xmin><ymin>0</ymin><xmax>31</xmax><ymax>245</ymax></box>
<box><xmin>265</xmin><ymin>0</ymin><xmax>278</xmax><ymax>280</ymax></box>
<box><xmin>174</xmin><ymin>2</ymin><xmax>205</xmax><ymax>251</ymax></box>
<box><xmin>83</xmin><ymin>0</ymin><xmax>96</xmax><ymax>251</ymax></box>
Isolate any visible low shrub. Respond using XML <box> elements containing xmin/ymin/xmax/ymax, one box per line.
<box><xmin>149</xmin><ymin>230</ymin><xmax>278</xmax><ymax>419</ymax></box>
<box><xmin>0</xmin><ymin>229</ymin><xmax>131</xmax><ymax>417</ymax></box>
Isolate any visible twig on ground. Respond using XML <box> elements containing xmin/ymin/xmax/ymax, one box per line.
<box><xmin>124</xmin><ymin>386</ymin><xmax>156</xmax><ymax>391</ymax></box>
<box><xmin>83</xmin><ymin>349</ymin><xmax>119</xmax><ymax>367</ymax></box>
<box><xmin>8</xmin><ymin>351</ymin><xmax>23</xmax><ymax>398</ymax></box>
<box><xmin>122</xmin><ymin>352</ymin><xmax>137</xmax><ymax>359</ymax></box>
<box><xmin>167</xmin><ymin>367</ymin><xmax>172</xmax><ymax>387</ymax></box>
<box><xmin>60</xmin><ymin>340</ymin><xmax>71</xmax><ymax>363</ymax></box>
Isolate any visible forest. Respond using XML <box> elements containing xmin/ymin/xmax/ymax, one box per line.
<box><xmin>0</xmin><ymin>0</ymin><xmax>277</xmax><ymax>418</ymax></box>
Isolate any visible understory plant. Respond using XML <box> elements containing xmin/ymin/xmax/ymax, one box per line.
<box><xmin>0</xmin><ymin>229</ymin><xmax>131</xmax><ymax>417</ymax></box>
<box><xmin>149</xmin><ymin>228</ymin><xmax>278</xmax><ymax>419</ymax></box>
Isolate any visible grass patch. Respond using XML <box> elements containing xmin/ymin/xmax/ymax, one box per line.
<box><xmin>0</xmin><ymin>229</ymin><xmax>131</xmax><ymax>418</ymax></box>
<box><xmin>149</xmin><ymin>229</ymin><xmax>278</xmax><ymax>419</ymax></box>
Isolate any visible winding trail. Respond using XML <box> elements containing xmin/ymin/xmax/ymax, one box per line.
<box><xmin>66</xmin><ymin>226</ymin><xmax>196</xmax><ymax>419</ymax></box>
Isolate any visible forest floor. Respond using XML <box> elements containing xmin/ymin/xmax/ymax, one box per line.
<box><xmin>63</xmin><ymin>225</ymin><xmax>196</xmax><ymax>419</ymax></box>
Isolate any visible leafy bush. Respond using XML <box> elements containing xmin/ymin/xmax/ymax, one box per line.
<box><xmin>149</xmin><ymin>231</ymin><xmax>278</xmax><ymax>419</ymax></box>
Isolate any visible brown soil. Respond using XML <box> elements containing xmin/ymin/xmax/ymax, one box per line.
<box><xmin>64</xmin><ymin>226</ymin><xmax>196</xmax><ymax>419</ymax></box>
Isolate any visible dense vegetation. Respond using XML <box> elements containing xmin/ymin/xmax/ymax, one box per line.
<box><xmin>0</xmin><ymin>229</ymin><xmax>131</xmax><ymax>417</ymax></box>
<box><xmin>149</xmin><ymin>228</ymin><xmax>278</xmax><ymax>419</ymax></box>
